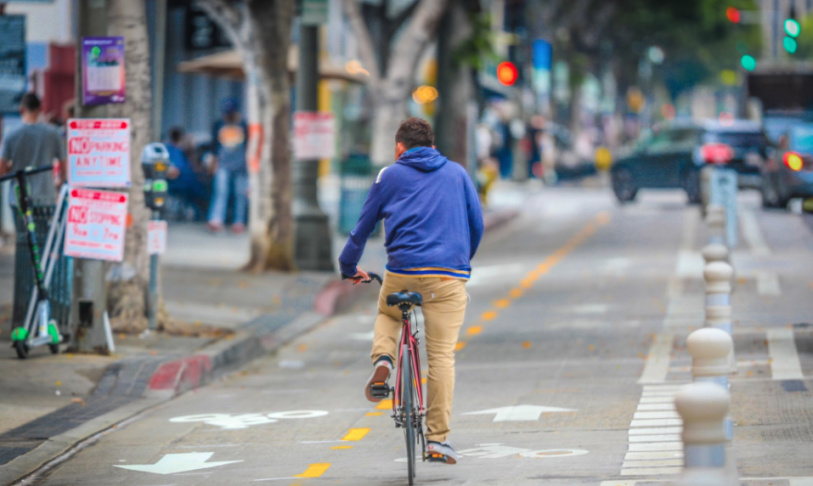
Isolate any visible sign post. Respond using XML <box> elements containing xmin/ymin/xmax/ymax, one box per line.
<box><xmin>710</xmin><ymin>168</ymin><xmax>738</xmax><ymax>248</ymax></box>
<box><xmin>0</xmin><ymin>15</ymin><xmax>26</xmax><ymax>114</ymax></box>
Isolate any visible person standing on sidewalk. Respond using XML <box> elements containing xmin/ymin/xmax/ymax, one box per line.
<box><xmin>339</xmin><ymin>117</ymin><xmax>484</xmax><ymax>464</ymax></box>
<box><xmin>0</xmin><ymin>93</ymin><xmax>66</xmax><ymax>205</ymax></box>
<box><xmin>207</xmin><ymin>98</ymin><xmax>248</xmax><ymax>233</ymax></box>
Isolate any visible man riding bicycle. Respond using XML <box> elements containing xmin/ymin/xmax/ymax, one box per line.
<box><xmin>339</xmin><ymin>117</ymin><xmax>484</xmax><ymax>464</ymax></box>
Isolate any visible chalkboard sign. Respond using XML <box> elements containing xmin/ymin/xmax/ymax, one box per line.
<box><xmin>0</xmin><ymin>16</ymin><xmax>26</xmax><ymax>115</ymax></box>
<box><xmin>185</xmin><ymin>5</ymin><xmax>231</xmax><ymax>50</ymax></box>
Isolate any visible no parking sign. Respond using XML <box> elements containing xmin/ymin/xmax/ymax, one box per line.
<box><xmin>64</xmin><ymin>189</ymin><xmax>128</xmax><ymax>262</ymax></box>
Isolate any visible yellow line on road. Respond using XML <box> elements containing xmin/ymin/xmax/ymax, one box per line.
<box><xmin>342</xmin><ymin>428</ymin><xmax>370</xmax><ymax>441</ymax></box>
<box><xmin>295</xmin><ymin>463</ymin><xmax>331</xmax><ymax>478</ymax></box>
<box><xmin>332</xmin><ymin>446</ymin><xmax>353</xmax><ymax>450</ymax></box>
<box><xmin>456</xmin><ymin>212</ymin><xmax>611</xmax><ymax>353</ymax></box>
<box><xmin>375</xmin><ymin>399</ymin><xmax>392</xmax><ymax>410</ymax></box>
<box><xmin>366</xmin><ymin>412</ymin><xmax>383</xmax><ymax>416</ymax></box>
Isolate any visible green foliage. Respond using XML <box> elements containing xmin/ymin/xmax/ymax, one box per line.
<box><xmin>453</xmin><ymin>12</ymin><xmax>498</xmax><ymax>70</ymax></box>
<box><xmin>611</xmin><ymin>0</ymin><xmax>761</xmax><ymax>94</ymax></box>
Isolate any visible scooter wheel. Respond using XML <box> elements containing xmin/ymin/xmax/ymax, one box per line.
<box><xmin>49</xmin><ymin>344</ymin><xmax>59</xmax><ymax>355</ymax></box>
<box><xmin>14</xmin><ymin>341</ymin><xmax>29</xmax><ymax>359</ymax></box>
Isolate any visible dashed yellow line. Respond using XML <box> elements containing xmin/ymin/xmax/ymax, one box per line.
<box><xmin>366</xmin><ymin>412</ymin><xmax>383</xmax><ymax>416</ymax></box>
<box><xmin>295</xmin><ymin>463</ymin><xmax>331</xmax><ymax>478</ymax></box>
<box><xmin>454</xmin><ymin>211</ymin><xmax>611</xmax><ymax>353</ymax></box>
<box><xmin>375</xmin><ymin>398</ymin><xmax>393</xmax><ymax>410</ymax></box>
<box><xmin>332</xmin><ymin>445</ymin><xmax>353</xmax><ymax>450</ymax></box>
<box><xmin>342</xmin><ymin>428</ymin><xmax>370</xmax><ymax>441</ymax></box>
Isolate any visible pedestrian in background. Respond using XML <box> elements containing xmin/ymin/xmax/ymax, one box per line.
<box><xmin>0</xmin><ymin>93</ymin><xmax>66</xmax><ymax>206</ymax></box>
<box><xmin>166</xmin><ymin>127</ymin><xmax>208</xmax><ymax>221</ymax></box>
<box><xmin>207</xmin><ymin>98</ymin><xmax>248</xmax><ymax>234</ymax></box>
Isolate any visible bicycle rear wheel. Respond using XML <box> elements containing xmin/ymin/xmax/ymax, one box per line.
<box><xmin>401</xmin><ymin>344</ymin><xmax>415</xmax><ymax>485</ymax></box>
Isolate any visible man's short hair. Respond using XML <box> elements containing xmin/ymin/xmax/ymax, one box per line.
<box><xmin>20</xmin><ymin>93</ymin><xmax>41</xmax><ymax>112</ymax></box>
<box><xmin>169</xmin><ymin>127</ymin><xmax>184</xmax><ymax>144</ymax></box>
<box><xmin>395</xmin><ymin>117</ymin><xmax>434</xmax><ymax>149</ymax></box>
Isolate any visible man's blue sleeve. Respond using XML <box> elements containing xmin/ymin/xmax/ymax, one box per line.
<box><xmin>464</xmin><ymin>173</ymin><xmax>484</xmax><ymax>259</ymax></box>
<box><xmin>338</xmin><ymin>177</ymin><xmax>384</xmax><ymax>276</ymax></box>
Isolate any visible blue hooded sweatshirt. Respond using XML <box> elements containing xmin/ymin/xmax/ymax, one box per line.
<box><xmin>339</xmin><ymin>146</ymin><xmax>484</xmax><ymax>280</ymax></box>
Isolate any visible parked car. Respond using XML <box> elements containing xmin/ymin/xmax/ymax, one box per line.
<box><xmin>760</xmin><ymin>123</ymin><xmax>813</xmax><ymax>208</ymax></box>
<box><xmin>610</xmin><ymin>120</ymin><xmax>770</xmax><ymax>204</ymax></box>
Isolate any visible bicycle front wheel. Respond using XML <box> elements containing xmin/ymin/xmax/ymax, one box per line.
<box><xmin>401</xmin><ymin>344</ymin><xmax>415</xmax><ymax>485</ymax></box>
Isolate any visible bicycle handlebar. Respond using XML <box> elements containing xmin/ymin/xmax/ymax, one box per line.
<box><xmin>341</xmin><ymin>271</ymin><xmax>383</xmax><ymax>285</ymax></box>
<box><xmin>0</xmin><ymin>164</ymin><xmax>55</xmax><ymax>183</ymax></box>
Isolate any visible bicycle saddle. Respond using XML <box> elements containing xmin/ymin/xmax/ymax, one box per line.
<box><xmin>386</xmin><ymin>290</ymin><xmax>423</xmax><ymax>307</ymax></box>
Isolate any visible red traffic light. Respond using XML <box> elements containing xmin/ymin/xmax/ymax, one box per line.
<box><xmin>726</xmin><ymin>6</ymin><xmax>741</xmax><ymax>23</ymax></box>
<box><xmin>496</xmin><ymin>61</ymin><xmax>518</xmax><ymax>86</ymax></box>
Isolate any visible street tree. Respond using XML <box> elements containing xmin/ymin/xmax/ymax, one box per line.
<box><xmin>342</xmin><ymin>0</ymin><xmax>450</xmax><ymax>166</ymax></box>
<box><xmin>196</xmin><ymin>0</ymin><xmax>296</xmax><ymax>271</ymax></box>
<box><xmin>105</xmin><ymin>0</ymin><xmax>154</xmax><ymax>332</ymax></box>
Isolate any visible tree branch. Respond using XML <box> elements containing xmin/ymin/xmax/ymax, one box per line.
<box><xmin>389</xmin><ymin>0</ymin><xmax>419</xmax><ymax>36</ymax></box>
<box><xmin>194</xmin><ymin>0</ymin><xmax>244</xmax><ymax>48</ymax></box>
<box><xmin>342</xmin><ymin>0</ymin><xmax>382</xmax><ymax>84</ymax></box>
<box><xmin>388</xmin><ymin>0</ymin><xmax>449</xmax><ymax>85</ymax></box>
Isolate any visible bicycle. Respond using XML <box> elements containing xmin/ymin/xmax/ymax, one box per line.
<box><xmin>343</xmin><ymin>272</ymin><xmax>426</xmax><ymax>485</ymax></box>
<box><xmin>0</xmin><ymin>164</ymin><xmax>66</xmax><ymax>358</ymax></box>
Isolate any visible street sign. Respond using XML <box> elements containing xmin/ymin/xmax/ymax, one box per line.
<box><xmin>67</xmin><ymin>118</ymin><xmax>131</xmax><ymax>188</ymax></box>
<box><xmin>464</xmin><ymin>405</ymin><xmax>577</xmax><ymax>422</ymax></box>
<box><xmin>64</xmin><ymin>188</ymin><xmax>128</xmax><ymax>262</ymax></box>
<box><xmin>300</xmin><ymin>0</ymin><xmax>329</xmax><ymax>25</ymax></box>
<box><xmin>147</xmin><ymin>220</ymin><xmax>167</xmax><ymax>255</ymax></box>
<box><xmin>114</xmin><ymin>452</ymin><xmax>242</xmax><ymax>475</ymax></box>
<box><xmin>0</xmin><ymin>16</ymin><xmax>26</xmax><ymax>114</ymax></box>
<box><xmin>293</xmin><ymin>112</ymin><xmax>335</xmax><ymax>160</ymax></box>
<box><xmin>81</xmin><ymin>37</ymin><xmax>125</xmax><ymax>106</ymax></box>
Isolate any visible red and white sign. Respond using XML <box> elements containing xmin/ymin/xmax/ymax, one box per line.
<box><xmin>147</xmin><ymin>220</ymin><xmax>167</xmax><ymax>255</ymax></box>
<box><xmin>293</xmin><ymin>112</ymin><xmax>335</xmax><ymax>160</ymax></box>
<box><xmin>64</xmin><ymin>188</ymin><xmax>128</xmax><ymax>262</ymax></box>
<box><xmin>67</xmin><ymin>118</ymin><xmax>131</xmax><ymax>187</ymax></box>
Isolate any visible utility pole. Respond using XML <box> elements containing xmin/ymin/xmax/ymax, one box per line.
<box><xmin>293</xmin><ymin>1</ymin><xmax>333</xmax><ymax>272</ymax></box>
<box><xmin>70</xmin><ymin>0</ymin><xmax>109</xmax><ymax>353</ymax></box>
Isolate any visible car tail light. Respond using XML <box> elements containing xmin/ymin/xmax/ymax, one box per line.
<box><xmin>701</xmin><ymin>143</ymin><xmax>734</xmax><ymax>164</ymax></box>
<box><xmin>783</xmin><ymin>151</ymin><xmax>804</xmax><ymax>171</ymax></box>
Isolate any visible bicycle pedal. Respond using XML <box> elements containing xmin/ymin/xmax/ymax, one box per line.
<box><xmin>370</xmin><ymin>383</ymin><xmax>390</xmax><ymax>399</ymax></box>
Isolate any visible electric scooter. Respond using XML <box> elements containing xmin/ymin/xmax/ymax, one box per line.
<box><xmin>0</xmin><ymin>165</ymin><xmax>67</xmax><ymax>359</ymax></box>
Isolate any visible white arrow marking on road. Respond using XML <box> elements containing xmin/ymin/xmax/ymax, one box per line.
<box><xmin>114</xmin><ymin>452</ymin><xmax>242</xmax><ymax>475</ymax></box>
<box><xmin>464</xmin><ymin>405</ymin><xmax>576</xmax><ymax>422</ymax></box>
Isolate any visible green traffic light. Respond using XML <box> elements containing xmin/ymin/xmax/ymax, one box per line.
<box><xmin>785</xmin><ymin>18</ymin><xmax>801</xmax><ymax>37</ymax></box>
<box><xmin>741</xmin><ymin>55</ymin><xmax>757</xmax><ymax>71</ymax></box>
<box><xmin>784</xmin><ymin>36</ymin><xmax>798</xmax><ymax>53</ymax></box>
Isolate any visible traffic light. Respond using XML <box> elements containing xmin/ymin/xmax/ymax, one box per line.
<box><xmin>783</xmin><ymin>6</ymin><xmax>801</xmax><ymax>54</ymax></box>
<box><xmin>740</xmin><ymin>55</ymin><xmax>757</xmax><ymax>71</ymax></box>
<box><xmin>726</xmin><ymin>6</ymin><xmax>741</xmax><ymax>23</ymax></box>
<box><xmin>496</xmin><ymin>61</ymin><xmax>518</xmax><ymax>86</ymax></box>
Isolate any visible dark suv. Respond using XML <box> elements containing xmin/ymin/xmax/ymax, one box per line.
<box><xmin>610</xmin><ymin>120</ymin><xmax>770</xmax><ymax>203</ymax></box>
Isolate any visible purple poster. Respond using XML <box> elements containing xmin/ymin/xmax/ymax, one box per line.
<box><xmin>81</xmin><ymin>37</ymin><xmax>125</xmax><ymax>106</ymax></box>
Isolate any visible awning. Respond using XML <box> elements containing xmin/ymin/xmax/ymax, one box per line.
<box><xmin>177</xmin><ymin>47</ymin><xmax>368</xmax><ymax>84</ymax></box>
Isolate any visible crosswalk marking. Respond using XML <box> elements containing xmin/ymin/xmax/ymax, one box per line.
<box><xmin>767</xmin><ymin>328</ymin><xmax>804</xmax><ymax>380</ymax></box>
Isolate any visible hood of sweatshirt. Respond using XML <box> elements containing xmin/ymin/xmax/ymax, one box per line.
<box><xmin>396</xmin><ymin>146</ymin><xmax>448</xmax><ymax>172</ymax></box>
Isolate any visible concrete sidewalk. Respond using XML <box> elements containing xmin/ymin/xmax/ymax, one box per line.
<box><xmin>0</xmin><ymin>179</ymin><xmax>529</xmax><ymax>485</ymax></box>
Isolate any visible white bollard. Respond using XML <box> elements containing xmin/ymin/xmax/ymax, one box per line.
<box><xmin>704</xmin><ymin>261</ymin><xmax>736</xmax><ymax>372</ymax></box>
<box><xmin>686</xmin><ymin>328</ymin><xmax>734</xmax><ymax>439</ymax></box>
<box><xmin>701</xmin><ymin>243</ymin><xmax>729</xmax><ymax>265</ymax></box>
<box><xmin>705</xmin><ymin>205</ymin><xmax>726</xmax><ymax>246</ymax></box>
<box><xmin>672</xmin><ymin>382</ymin><xmax>738</xmax><ymax>486</ymax></box>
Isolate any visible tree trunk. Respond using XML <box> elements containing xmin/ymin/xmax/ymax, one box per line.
<box><xmin>434</xmin><ymin>0</ymin><xmax>474</xmax><ymax>166</ymax></box>
<box><xmin>344</xmin><ymin>0</ymin><xmax>450</xmax><ymax>167</ymax></box>
<box><xmin>196</xmin><ymin>0</ymin><xmax>295</xmax><ymax>272</ymax></box>
<box><xmin>105</xmin><ymin>0</ymin><xmax>152</xmax><ymax>332</ymax></box>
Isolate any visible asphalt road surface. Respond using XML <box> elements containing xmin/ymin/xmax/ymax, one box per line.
<box><xmin>28</xmin><ymin>188</ymin><xmax>813</xmax><ymax>486</ymax></box>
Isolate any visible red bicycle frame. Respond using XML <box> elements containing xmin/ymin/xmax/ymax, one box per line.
<box><xmin>393</xmin><ymin>310</ymin><xmax>424</xmax><ymax>417</ymax></box>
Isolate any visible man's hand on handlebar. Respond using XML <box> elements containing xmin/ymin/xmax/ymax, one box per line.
<box><xmin>341</xmin><ymin>268</ymin><xmax>382</xmax><ymax>285</ymax></box>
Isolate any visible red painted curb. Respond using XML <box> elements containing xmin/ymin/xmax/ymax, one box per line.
<box><xmin>148</xmin><ymin>355</ymin><xmax>212</xmax><ymax>392</ymax></box>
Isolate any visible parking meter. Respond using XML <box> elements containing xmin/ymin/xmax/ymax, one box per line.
<box><xmin>141</xmin><ymin>143</ymin><xmax>170</xmax><ymax>211</ymax></box>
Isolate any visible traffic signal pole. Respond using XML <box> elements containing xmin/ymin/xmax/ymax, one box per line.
<box><xmin>293</xmin><ymin>23</ymin><xmax>333</xmax><ymax>271</ymax></box>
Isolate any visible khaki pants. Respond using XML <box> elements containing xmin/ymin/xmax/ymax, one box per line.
<box><xmin>372</xmin><ymin>272</ymin><xmax>467</xmax><ymax>443</ymax></box>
